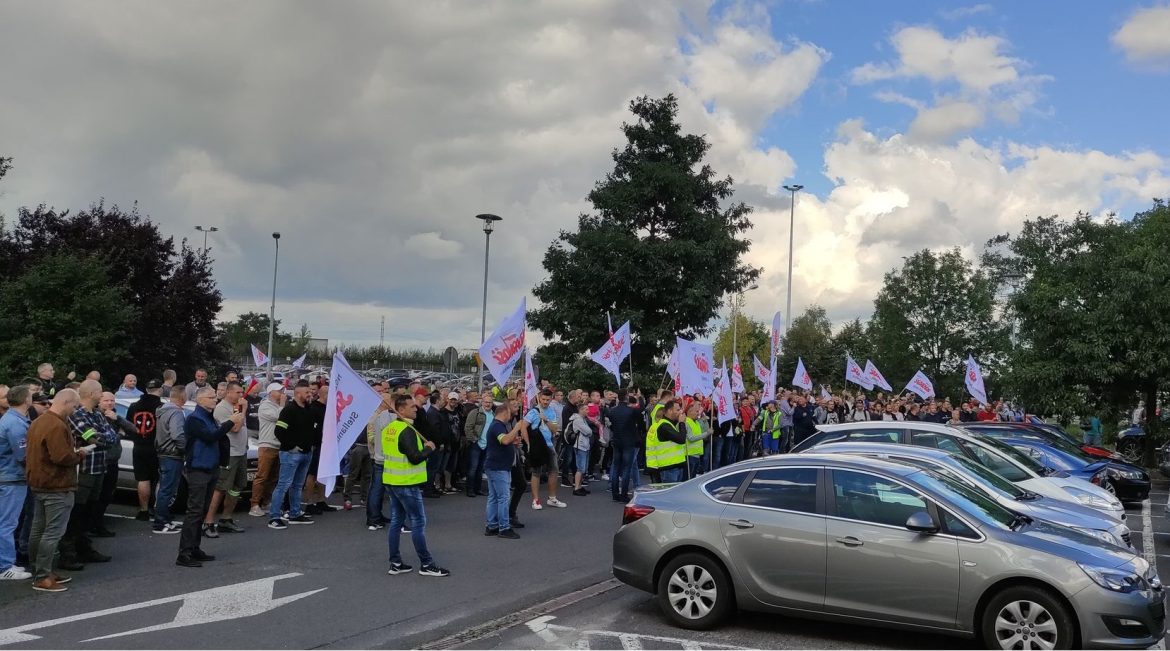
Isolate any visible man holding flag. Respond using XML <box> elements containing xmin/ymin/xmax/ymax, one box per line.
<box><xmin>383</xmin><ymin>395</ymin><xmax>449</xmax><ymax>578</ymax></box>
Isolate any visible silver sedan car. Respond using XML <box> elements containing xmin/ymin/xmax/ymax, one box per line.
<box><xmin>613</xmin><ymin>454</ymin><xmax>1165</xmax><ymax>649</ymax></box>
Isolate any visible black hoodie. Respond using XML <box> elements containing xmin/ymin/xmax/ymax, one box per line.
<box><xmin>125</xmin><ymin>393</ymin><xmax>164</xmax><ymax>447</ymax></box>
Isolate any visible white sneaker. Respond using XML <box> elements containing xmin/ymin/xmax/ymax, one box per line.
<box><xmin>531</xmin><ymin>499</ymin><xmax>543</xmax><ymax>511</ymax></box>
<box><xmin>547</xmin><ymin>497</ymin><xmax>568</xmax><ymax>508</ymax></box>
<box><xmin>248</xmin><ymin>506</ymin><xmax>266</xmax><ymax>517</ymax></box>
<box><xmin>601</xmin><ymin>474</ymin><xmax>610</xmax><ymax>481</ymax></box>
<box><xmin>0</xmin><ymin>567</ymin><xmax>32</xmax><ymax>581</ymax></box>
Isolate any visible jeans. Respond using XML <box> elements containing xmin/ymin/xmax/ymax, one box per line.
<box><xmin>367</xmin><ymin>462</ymin><xmax>387</xmax><ymax>526</ymax></box>
<box><xmin>179</xmin><ymin>469</ymin><xmax>215</xmax><ymax>556</ymax></box>
<box><xmin>15</xmin><ymin>487</ymin><xmax>33</xmax><ymax>559</ymax></box>
<box><xmin>660</xmin><ymin>467</ymin><xmax>684</xmax><ymax>483</ymax></box>
<box><xmin>484</xmin><ymin>470</ymin><xmax>511</xmax><ymax>531</ymax></box>
<box><xmin>154</xmin><ymin>456</ymin><xmax>184</xmax><ymax>527</ymax></box>
<box><xmin>30</xmin><ymin>491</ymin><xmax>73</xmax><ymax>581</ymax></box>
<box><xmin>0</xmin><ymin>483</ymin><xmax>28</xmax><ymax>570</ymax></box>
<box><xmin>688</xmin><ymin>456</ymin><xmax>704</xmax><ymax>479</ymax></box>
<box><xmin>762</xmin><ymin>432</ymin><xmax>779</xmax><ymax>453</ymax></box>
<box><xmin>250</xmin><ymin>447</ymin><xmax>280</xmax><ymax>508</ymax></box>
<box><xmin>712</xmin><ymin>436</ymin><xmax>729</xmax><ymax>469</ymax></box>
<box><xmin>387</xmin><ymin>486</ymin><xmax>433</xmax><ymax>567</ymax></box>
<box><xmin>426</xmin><ymin>447</ymin><xmax>449</xmax><ymax>490</ymax></box>
<box><xmin>574</xmin><ymin>449</ymin><xmax>590</xmax><ymax>476</ymax></box>
<box><xmin>465</xmin><ymin>445</ymin><xmax>486</xmax><ymax>494</ymax></box>
<box><xmin>269</xmin><ymin>451</ymin><xmax>312</xmax><ymax>520</ymax></box>
<box><xmin>609</xmin><ymin>444</ymin><xmax>637</xmax><ymax>497</ymax></box>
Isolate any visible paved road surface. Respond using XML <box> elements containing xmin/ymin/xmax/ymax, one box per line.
<box><xmin>1</xmin><ymin>477</ymin><xmax>1167</xmax><ymax>649</ymax></box>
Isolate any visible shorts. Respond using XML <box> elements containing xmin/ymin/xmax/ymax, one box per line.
<box><xmin>527</xmin><ymin>446</ymin><xmax>559</xmax><ymax>476</ymax></box>
<box><xmin>132</xmin><ymin>444</ymin><xmax>159</xmax><ymax>482</ymax></box>
<box><xmin>574</xmin><ymin>448</ymin><xmax>590</xmax><ymax>474</ymax></box>
<box><xmin>216</xmin><ymin>455</ymin><xmax>248</xmax><ymax>494</ymax></box>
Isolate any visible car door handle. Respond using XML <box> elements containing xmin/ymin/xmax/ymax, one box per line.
<box><xmin>729</xmin><ymin>519</ymin><xmax>755</xmax><ymax>529</ymax></box>
<box><xmin>835</xmin><ymin>536</ymin><xmax>864</xmax><ymax>547</ymax></box>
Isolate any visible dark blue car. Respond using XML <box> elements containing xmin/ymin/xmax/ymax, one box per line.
<box><xmin>977</xmin><ymin>432</ymin><xmax>1150</xmax><ymax>503</ymax></box>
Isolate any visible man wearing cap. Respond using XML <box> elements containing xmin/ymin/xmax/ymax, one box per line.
<box><xmin>125</xmin><ymin>380</ymin><xmax>164</xmax><ymax>522</ymax></box>
<box><xmin>250</xmin><ymin>382</ymin><xmax>285</xmax><ymax>517</ymax></box>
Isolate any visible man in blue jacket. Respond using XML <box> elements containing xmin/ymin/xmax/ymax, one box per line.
<box><xmin>177</xmin><ymin>387</ymin><xmax>242</xmax><ymax>568</ymax></box>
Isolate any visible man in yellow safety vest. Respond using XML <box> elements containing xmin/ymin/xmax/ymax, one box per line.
<box><xmin>644</xmin><ymin>400</ymin><xmax>688</xmax><ymax>483</ymax></box>
<box><xmin>382</xmin><ymin>395</ymin><xmax>449</xmax><ymax>578</ymax></box>
<box><xmin>683</xmin><ymin>401</ymin><xmax>709</xmax><ymax>479</ymax></box>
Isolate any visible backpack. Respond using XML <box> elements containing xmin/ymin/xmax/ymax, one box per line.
<box><xmin>563</xmin><ymin>418</ymin><xmax>580</xmax><ymax>447</ymax></box>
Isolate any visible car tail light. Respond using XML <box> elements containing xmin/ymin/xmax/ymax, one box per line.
<box><xmin>622</xmin><ymin>504</ymin><xmax>655</xmax><ymax>525</ymax></box>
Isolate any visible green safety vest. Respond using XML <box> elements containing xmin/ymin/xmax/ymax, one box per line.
<box><xmin>684</xmin><ymin>418</ymin><xmax>703</xmax><ymax>458</ymax></box>
<box><xmin>382</xmin><ymin>420</ymin><xmax>427</xmax><ymax>486</ymax></box>
<box><xmin>762</xmin><ymin>410</ymin><xmax>782</xmax><ymax>439</ymax></box>
<box><xmin>650</xmin><ymin>403</ymin><xmax>664</xmax><ymax>423</ymax></box>
<box><xmin>646</xmin><ymin>419</ymin><xmax>687</xmax><ymax>469</ymax></box>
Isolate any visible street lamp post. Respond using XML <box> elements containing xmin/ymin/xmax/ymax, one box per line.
<box><xmin>476</xmin><ymin>214</ymin><xmax>503</xmax><ymax>394</ymax></box>
<box><xmin>195</xmin><ymin>225</ymin><xmax>219</xmax><ymax>253</ymax></box>
<box><xmin>267</xmin><ymin>232</ymin><xmax>280</xmax><ymax>383</ymax></box>
<box><xmin>782</xmin><ymin>184</ymin><xmax>803</xmax><ymax>334</ymax></box>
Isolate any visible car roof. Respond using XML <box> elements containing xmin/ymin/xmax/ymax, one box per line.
<box><xmin>806</xmin><ymin>441</ymin><xmax>959</xmax><ymax>462</ymax></box>
<box><xmin>818</xmin><ymin>420</ymin><xmax>956</xmax><ymax>434</ymax></box>
<box><xmin>726</xmin><ymin>453</ymin><xmax>922</xmax><ymax>478</ymax></box>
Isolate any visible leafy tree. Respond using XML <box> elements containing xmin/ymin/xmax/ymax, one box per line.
<box><xmin>778</xmin><ymin>305</ymin><xmax>834</xmax><ymax>387</ymax></box>
<box><xmin>530</xmin><ymin>95</ymin><xmax>759</xmax><ymax>391</ymax></box>
<box><xmin>219</xmin><ymin>312</ymin><xmax>294</xmax><ymax>361</ymax></box>
<box><xmin>0</xmin><ymin>253</ymin><xmax>136</xmax><ymax>381</ymax></box>
<box><xmin>867</xmin><ymin>248</ymin><xmax>1007</xmax><ymax>398</ymax></box>
<box><xmin>826</xmin><ymin>318</ymin><xmax>872</xmax><ymax>393</ymax></box>
<box><xmin>712</xmin><ymin>309</ymin><xmax>769</xmax><ymax>391</ymax></box>
<box><xmin>0</xmin><ymin>200</ymin><xmax>229</xmax><ymax>381</ymax></box>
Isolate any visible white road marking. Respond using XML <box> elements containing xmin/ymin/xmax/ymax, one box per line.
<box><xmin>1143</xmin><ymin>500</ymin><xmax>1157</xmax><ymax>566</ymax></box>
<box><xmin>524</xmin><ymin>616</ymin><xmax>746</xmax><ymax>650</ymax></box>
<box><xmin>103</xmin><ymin>513</ymin><xmax>136</xmax><ymax>519</ymax></box>
<box><xmin>0</xmin><ymin>573</ymin><xmax>323</xmax><ymax>646</ymax></box>
<box><xmin>618</xmin><ymin>633</ymin><xmax>644</xmax><ymax>650</ymax></box>
<box><xmin>524</xmin><ymin>615</ymin><xmax>561</xmax><ymax>645</ymax></box>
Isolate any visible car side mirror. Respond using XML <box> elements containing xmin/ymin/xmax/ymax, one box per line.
<box><xmin>905</xmin><ymin>511</ymin><xmax>939</xmax><ymax>534</ymax></box>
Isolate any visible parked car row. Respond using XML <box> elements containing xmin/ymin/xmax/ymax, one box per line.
<box><xmin>614</xmin><ymin>419</ymin><xmax>1164</xmax><ymax>649</ymax></box>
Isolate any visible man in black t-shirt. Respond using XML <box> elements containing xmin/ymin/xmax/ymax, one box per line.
<box><xmin>125</xmin><ymin>381</ymin><xmax>164</xmax><ymax>521</ymax></box>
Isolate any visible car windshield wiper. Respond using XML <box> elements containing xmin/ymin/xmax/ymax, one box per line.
<box><xmin>1010</xmin><ymin>513</ymin><xmax>1033</xmax><ymax>530</ymax></box>
<box><xmin>1014</xmin><ymin>491</ymin><xmax>1040</xmax><ymax>501</ymax></box>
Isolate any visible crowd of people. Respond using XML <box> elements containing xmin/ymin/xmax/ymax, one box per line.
<box><xmin>0</xmin><ymin>362</ymin><xmax>1046</xmax><ymax>593</ymax></box>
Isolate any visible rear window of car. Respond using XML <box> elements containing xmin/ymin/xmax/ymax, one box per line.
<box><xmin>742</xmin><ymin>468</ymin><xmax>819</xmax><ymax>514</ymax></box>
<box><xmin>703</xmin><ymin>471</ymin><xmax>748</xmax><ymax>502</ymax></box>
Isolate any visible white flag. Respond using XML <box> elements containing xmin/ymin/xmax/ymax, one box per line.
<box><xmin>845</xmin><ymin>355</ymin><xmax>872</xmax><ymax>389</ymax></box>
<box><xmin>730</xmin><ymin>353</ymin><xmax>745</xmax><ymax>393</ymax></box>
<box><xmin>478</xmin><ymin>297</ymin><xmax>527</xmax><ymax>386</ymax></box>
<box><xmin>966</xmin><ymin>356</ymin><xmax>988</xmax><ymax>405</ymax></box>
<box><xmin>524</xmin><ymin>349</ymin><xmax>538</xmax><ymax>410</ymax></box>
<box><xmin>251</xmin><ymin>344</ymin><xmax>269</xmax><ymax>368</ymax></box>
<box><xmin>715</xmin><ymin>365</ymin><xmax>736</xmax><ymax>424</ymax></box>
<box><xmin>666</xmin><ymin>346</ymin><xmax>681</xmax><ymax>393</ymax></box>
<box><xmin>792</xmin><ymin>357</ymin><xmax>813</xmax><ymax>390</ymax></box>
<box><xmin>291</xmin><ymin>352</ymin><xmax>307</xmax><ymax>369</ymax></box>
<box><xmin>863</xmin><ymin>359</ymin><xmax>893</xmax><ymax>392</ymax></box>
<box><xmin>319</xmin><ymin>352</ymin><xmax>384</xmax><ymax>495</ymax></box>
<box><xmin>590</xmin><ymin>320</ymin><xmax>631</xmax><ymax>386</ymax></box>
<box><xmin>676</xmin><ymin>337</ymin><xmax>715</xmax><ymax>396</ymax></box>
<box><xmin>820</xmin><ymin>385</ymin><xmax>832</xmax><ymax>401</ymax></box>
<box><xmin>770</xmin><ymin>311</ymin><xmax>783</xmax><ymax>360</ymax></box>
<box><xmin>905</xmin><ymin>370</ymin><xmax>936</xmax><ymax>400</ymax></box>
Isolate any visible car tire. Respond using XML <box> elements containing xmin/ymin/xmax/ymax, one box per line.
<box><xmin>1119</xmin><ymin>438</ymin><xmax>1142</xmax><ymax>464</ymax></box>
<box><xmin>656</xmin><ymin>552</ymin><xmax>732</xmax><ymax>631</ymax></box>
<box><xmin>981</xmin><ymin>585</ymin><xmax>1076</xmax><ymax>650</ymax></box>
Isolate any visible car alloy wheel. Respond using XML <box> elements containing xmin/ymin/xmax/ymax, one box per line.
<box><xmin>1102</xmin><ymin>480</ymin><xmax>1117</xmax><ymax>496</ymax></box>
<box><xmin>667</xmin><ymin>564</ymin><xmax>718</xmax><ymax>620</ymax></box>
<box><xmin>993</xmin><ymin>600</ymin><xmax>1059</xmax><ymax>650</ymax></box>
<box><xmin>1119</xmin><ymin>439</ymin><xmax>1142</xmax><ymax>464</ymax></box>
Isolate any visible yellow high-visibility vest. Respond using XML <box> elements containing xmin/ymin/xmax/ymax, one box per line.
<box><xmin>382</xmin><ymin>420</ymin><xmax>426</xmax><ymax>486</ymax></box>
<box><xmin>684</xmin><ymin>418</ymin><xmax>704</xmax><ymax>457</ymax></box>
<box><xmin>646</xmin><ymin>419</ymin><xmax>687</xmax><ymax>469</ymax></box>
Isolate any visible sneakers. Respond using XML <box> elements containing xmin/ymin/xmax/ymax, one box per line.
<box><xmin>31</xmin><ymin>578</ymin><xmax>68</xmax><ymax>592</ymax></box>
<box><xmin>602</xmin><ymin>473</ymin><xmax>611</xmax><ymax>481</ymax></box>
<box><xmin>572</xmin><ymin>488</ymin><xmax>588</xmax><ymax>497</ymax></box>
<box><xmin>531</xmin><ymin>499</ymin><xmax>543</xmax><ymax>511</ymax></box>
<box><xmin>218</xmin><ymin>519</ymin><xmax>245</xmax><ymax>533</ymax></box>
<box><xmin>367</xmin><ymin>523</ymin><xmax>384</xmax><ymax>531</ymax></box>
<box><xmin>191</xmin><ymin>550</ymin><xmax>216</xmax><ymax>562</ymax></box>
<box><xmin>547</xmin><ymin>497</ymin><xmax>568</xmax><ymax>508</ymax></box>
<box><xmin>510</xmin><ymin>518</ymin><xmax>525</xmax><ymax>529</ymax></box>
<box><xmin>0</xmin><ymin>567</ymin><xmax>32</xmax><ymax>581</ymax></box>
<box><xmin>498</xmin><ymin>528</ymin><xmax>521</xmax><ymax>540</ymax></box>
<box><xmin>387</xmin><ymin>562</ymin><xmax>413</xmax><ymax>575</ymax></box>
<box><xmin>202</xmin><ymin>523</ymin><xmax>219</xmax><ymax>538</ymax></box>
<box><xmin>419</xmin><ymin>565</ymin><xmax>450</xmax><ymax>577</ymax></box>
<box><xmin>248</xmin><ymin>505</ymin><xmax>266</xmax><ymax>517</ymax></box>
<box><xmin>175</xmin><ymin>554</ymin><xmax>202</xmax><ymax>568</ymax></box>
<box><xmin>401</xmin><ymin>525</ymin><xmax>412</xmax><ymax>534</ymax></box>
<box><xmin>485</xmin><ymin>527</ymin><xmax>499</xmax><ymax>536</ymax></box>
<box><xmin>135</xmin><ymin>510</ymin><xmax>150</xmax><ymax>522</ymax></box>
<box><xmin>559</xmin><ymin>479</ymin><xmax>574</xmax><ymax>488</ymax></box>
<box><xmin>268</xmin><ymin>519</ymin><xmax>289</xmax><ymax>530</ymax></box>
<box><xmin>152</xmin><ymin>522</ymin><xmax>181</xmax><ymax>535</ymax></box>
<box><xmin>288</xmin><ymin>514</ymin><xmax>315</xmax><ymax>525</ymax></box>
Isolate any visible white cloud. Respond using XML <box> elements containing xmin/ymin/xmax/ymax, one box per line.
<box><xmin>939</xmin><ymin>4</ymin><xmax>994</xmax><ymax>21</ymax></box>
<box><xmin>404</xmin><ymin>232</ymin><xmax>463</xmax><ymax>260</ymax></box>
<box><xmin>1112</xmin><ymin>5</ymin><xmax>1170</xmax><ymax>65</ymax></box>
<box><xmin>908</xmin><ymin>100</ymin><xmax>985</xmax><ymax>141</ymax></box>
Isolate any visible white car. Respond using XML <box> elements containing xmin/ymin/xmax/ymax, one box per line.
<box><xmin>802</xmin><ymin>421</ymin><xmax>1127</xmax><ymax>522</ymax></box>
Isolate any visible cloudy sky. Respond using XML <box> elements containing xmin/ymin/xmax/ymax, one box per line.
<box><xmin>2</xmin><ymin>1</ymin><xmax>1168</xmax><ymax>352</ymax></box>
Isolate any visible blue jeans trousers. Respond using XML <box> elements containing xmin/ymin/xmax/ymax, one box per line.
<box><xmin>466</xmin><ymin>445</ymin><xmax>487</xmax><ymax>494</ymax></box>
<box><xmin>269</xmin><ymin>451</ymin><xmax>312</xmax><ymax>520</ymax></box>
<box><xmin>0</xmin><ymin>482</ymin><xmax>28</xmax><ymax>571</ymax></box>
<box><xmin>660</xmin><ymin>467</ymin><xmax>684</xmax><ymax>483</ymax></box>
<box><xmin>154</xmin><ymin>456</ymin><xmax>184</xmax><ymax>527</ymax></box>
<box><xmin>484</xmin><ymin>470</ymin><xmax>511</xmax><ymax>531</ymax></box>
<box><xmin>387</xmin><ymin>486</ymin><xmax>433</xmax><ymax>567</ymax></box>
<box><xmin>367</xmin><ymin>462</ymin><xmax>387</xmax><ymax>526</ymax></box>
<box><xmin>609</xmin><ymin>444</ymin><xmax>637</xmax><ymax>497</ymax></box>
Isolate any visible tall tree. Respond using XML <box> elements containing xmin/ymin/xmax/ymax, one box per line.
<box><xmin>530</xmin><ymin>95</ymin><xmax>759</xmax><ymax>389</ymax></box>
<box><xmin>827</xmin><ymin>318</ymin><xmax>872</xmax><ymax>392</ymax></box>
<box><xmin>219</xmin><ymin>312</ymin><xmax>293</xmax><ymax>360</ymax></box>
<box><xmin>778</xmin><ymin>305</ymin><xmax>834</xmax><ymax>387</ymax></box>
<box><xmin>0</xmin><ymin>253</ymin><xmax>137</xmax><ymax>380</ymax></box>
<box><xmin>867</xmin><ymin>248</ymin><xmax>1007</xmax><ymax>398</ymax></box>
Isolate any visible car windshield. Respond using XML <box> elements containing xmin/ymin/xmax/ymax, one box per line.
<box><xmin>1028</xmin><ymin>434</ymin><xmax>1094</xmax><ymax>462</ymax></box>
<box><xmin>948</xmin><ymin>455</ymin><xmax>1026</xmax><ymax>498</ymax></box>
<box><xmin>974</xmin><ymin>435</ymin><xmax>1049</xmax><ymax>475</ymax></box>
<box><xmin>910</xmin><ymin>469</ymin><xmax>1017</xmax><ymax>530</ymax></box>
